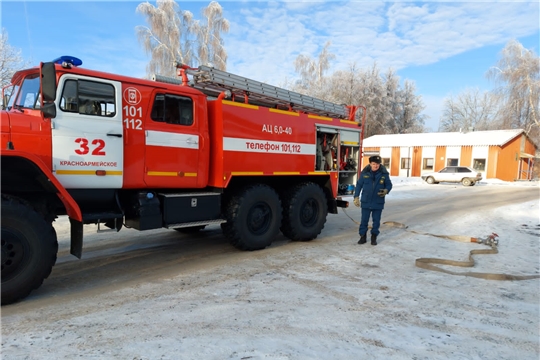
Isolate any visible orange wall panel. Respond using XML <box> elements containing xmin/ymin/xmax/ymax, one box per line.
<box><xmin>460</xmin><ymin>146</ymin><xmax>472</xmax><ymax>166</ymax></box>
<box><xmin>412</xmin><ymin>146</ymin><xmax>422</xmax><ymax>177</ymax></box>
<box><xmin>391</xmin><ymin>147</ymin><xmax>400</xmax><ymax>176</ymax></box>
<box><xmin>487</xmin><ymin>146</ymin><xmax>499</xmax><ymax>179</ymax></box>
<box><xmin>497</xmin><ymin>137</ymin><xmax>521</xmax><ymax>181</ymax></box>
<box><xmin>435</xmin><ymin>147</ymin><xmax>446</xmax><ymax>171</ymax></box>
<box><xmin>524</xmin><ymin>136</ymin><xmax>536</xmax><ymax>155</ymax></box>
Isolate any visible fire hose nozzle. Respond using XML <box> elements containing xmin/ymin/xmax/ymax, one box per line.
<box><xmin>478</xmin><ymin>233</ymin><xmax>499</xmax><ymax>246</ymax></box>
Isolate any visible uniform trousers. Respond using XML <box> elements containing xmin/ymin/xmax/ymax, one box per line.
<box><xmin>359</xmin><ymin>208</ymin><xmax>382</xmax><ymax>236</ymax></box>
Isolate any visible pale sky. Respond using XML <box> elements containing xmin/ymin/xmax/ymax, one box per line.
<box><xmin>2</xmin><ymin>0</ymin><xmax>539</xmax><ymax>131</ymax></box>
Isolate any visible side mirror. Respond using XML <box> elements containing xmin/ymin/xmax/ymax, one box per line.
<box><xmin>42</xmin><ymin>102</ymin><xmax>56</xmax><ymax>119</ymax></box>
<box><xmin>40</xmin><ymin>62</ymin><xmax>57</xmax><ymax>119</ymax></box>
<box><xmin>40</xmin><ymin>62</ymin><xmax>56</xmax><ymax>103</ymax></box>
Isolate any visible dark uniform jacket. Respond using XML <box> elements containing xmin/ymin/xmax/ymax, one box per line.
<box><xmin>353</xmin><ymin>164</ymin><xmax>393</xmax><ymax>210</ymax></box>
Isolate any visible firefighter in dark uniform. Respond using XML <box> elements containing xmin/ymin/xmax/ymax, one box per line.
<box><xmin>353</xmin><ymin>155</ymin><xmax>393</xmax><ymax>245</ymax></box>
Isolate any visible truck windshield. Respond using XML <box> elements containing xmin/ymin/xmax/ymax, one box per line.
<box><xmin>12</xmin><ymin>74</ymin><xmax>41</xmax><ymax>110</ymax></box>
<box><xmin>5</xmin><ymin>84</ymin><xmax>19</xmax><ymax>110</ymax></box>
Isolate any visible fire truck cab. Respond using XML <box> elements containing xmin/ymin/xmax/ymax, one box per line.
<box><xmin>1</xmin><ymin>56</ymin><xmax>366</xmax><ymax>305</ymax></box>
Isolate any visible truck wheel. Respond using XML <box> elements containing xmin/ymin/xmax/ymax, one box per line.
<box><xmin>223</xmin><ymin>184</ymin><xmax>282</xmax><ymax>251</ymax></box>
<box><xmin>1</xmin><ymin>197</ymin><xmax>58</xmax><ymax>305</ymax></box>
<box><xmin>281</xmin><ymin>182</ymin><xmax>328</xmax><ymax>241</ymax></box>
<box><xmin>462</xmin><ymin>178</ymin><xmax>472</xmax><ymax>186</ymax></box>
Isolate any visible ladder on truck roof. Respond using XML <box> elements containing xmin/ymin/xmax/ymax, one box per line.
<box><xmin>152</xmin><ymin>63</ymin><xmax>358</xmax><ymax>121</ymax></box>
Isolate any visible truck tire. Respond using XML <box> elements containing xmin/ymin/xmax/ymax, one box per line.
<box><xmin>1</xmin><ymin>197</ymin><xmax>58</xmax><ymax>305</ymax></box>
<box><xmin>280</xmin><ymin>182</ymin><xmax>328</xmax><ymax>241</ymax></box>
<box><xmin>223</xmin><ymin>184</ymin><xmax>282</xmax><ymax>251</ymax></box>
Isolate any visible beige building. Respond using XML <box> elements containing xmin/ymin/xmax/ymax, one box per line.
<box><xmin>362</xmin><ymin>129</ymin><xmax>537</xmax><ymax>181</ymax></box>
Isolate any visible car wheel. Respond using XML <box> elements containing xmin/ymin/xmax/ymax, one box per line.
<box><xmin>426</xmin><ymin>177</ymin><xmax>436</xmax><ymax>184</ymax></box>
<box><xmin>461</xmin><ymin>178</ymin><xmax>472</xmax><ymax>186</ymax></box>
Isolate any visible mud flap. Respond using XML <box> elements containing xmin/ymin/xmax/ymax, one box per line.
<box><xmin>70</xmin><ymin>218</ymin><xmax>83</xmax><ymax>259</ymax></box>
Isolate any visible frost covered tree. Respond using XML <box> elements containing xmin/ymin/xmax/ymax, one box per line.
<box><xmin>439</xmin><ymin>88</ymin><xmax>499</xmax><ymax>132</ymax></box>
<box><xmin>382</xmin><ymin>69</ymin><xmax>425</xmax><ymax>134</ymax></box>
<box><xmin>0</xmin><ymin>28</ymin><xmax>28</xmax><ymax>89</ymax></box>
<box><xmin>486</xmin><ymin>39</ymin><xmax>539</xmax><ymax>143</ymax></box>
<box><xmin>136</xmin><ymin>0</ymin><xmax>195</xmax><ymax>77</ymax></box>
<box><xmin>136</xmin><ymin>0</ymin><xmax>229</xmax><ymax>77</ymax></box>
<box><xmin>193</xmin><ymin>1</ymin><xmax>229</xmax><ymax>70</ymax></box>
<box><xmin>293</xmin><ymin>41</ymin><xmax>335</xmax><ymax>99</ymax></box>
<box><xmin>292</xmin><ymin>48</ymin><xmax>426</xmax><ymax>137</ymax></box>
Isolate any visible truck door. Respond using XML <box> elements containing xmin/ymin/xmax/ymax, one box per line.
<box><xmin>52</xmin><ymin>75</ymin><xmax>123</xmax><ymax>189</ymax></box>
<box><xmin>143</xmin><ymin>91</ymin><xmax>201</xmax><ymax>188</ymax></box>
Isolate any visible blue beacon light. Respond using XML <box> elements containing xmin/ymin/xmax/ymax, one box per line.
<box><xmin>51</xmin><ymin>56</ymin><xmax>83</xmax><ymax>67</ymax></box>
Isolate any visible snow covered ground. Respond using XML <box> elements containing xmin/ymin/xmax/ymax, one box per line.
<box><xmin>1</xmin><ymin>177</ymin><xmax>539</xmax><ymax>359</ymax></box>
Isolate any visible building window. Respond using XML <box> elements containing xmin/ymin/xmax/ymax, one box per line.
<box><xmin>423</xmin><ymin>158</ymin><xmax>434</xmax><ymax>170</ymax></box>
<box><xmin>401</xmin><ymin>158</ymin><xmax>410</xmax><ymax>169</ymax></box>
<box><xmin>473</xmin><ymin>158</ymin><xmax>486</xmax><ymax>171</ymax></box>
<box><xmin>447</xmin><ymin>158</ymin><xmax>458</xmax><ymax>166</ymax></box>
<box><xmin>382</xmin><ymin>158</ymin><xmax>390</xmax><ymax>168</ymax></box>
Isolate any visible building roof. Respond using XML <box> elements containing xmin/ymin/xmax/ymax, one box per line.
<box><xmin>363</xmin><ymin>129</ymin><xmax>525</xmax><ymax>147</ymax></box>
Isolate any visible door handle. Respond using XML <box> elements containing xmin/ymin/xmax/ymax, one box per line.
<box><xmin>107</xmin><ymin>133</ymin><xmax>122</xmax><ymax>138</ymax></box>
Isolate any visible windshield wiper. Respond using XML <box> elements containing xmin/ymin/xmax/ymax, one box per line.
<box><xmin>12</xmin><ymin>104</ymin><xmax>24</xmax><ymax>113</ymax></box>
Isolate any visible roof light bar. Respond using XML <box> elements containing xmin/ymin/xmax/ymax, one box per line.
<box><xmin>51</xmin><ymin>56</ymin><xmax>83</xmax><ymax>67</ymax></box>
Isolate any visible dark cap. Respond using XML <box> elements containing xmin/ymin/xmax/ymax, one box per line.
<box><xmin>369</xmin><ymin>155</ymin><xmax>381</xmax><ymax>164</ymax></box>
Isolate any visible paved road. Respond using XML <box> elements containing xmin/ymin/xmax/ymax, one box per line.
<box><xmin>3</xmin><ymin>184</ymin><xmax>536</xmax><ymax>311</ymax></box>
<box><xmin>2</xmin><ymin>184</ymin><xmax>538</xmax><ymax>359</ymax></box>
<box><xmin>385</xmin><ymin>185</ymin><xmax>536</xmax><ymax>225</ymax></box>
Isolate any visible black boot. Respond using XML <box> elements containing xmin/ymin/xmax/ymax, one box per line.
<box><xmin>371</xmin><ymin>234</ymin><xmax>377</xmax><ymax>246</ymax></box>
<box><xmin>358</xmin><ymin>234</ymin><xmax>367</xmax><ymax>244</ymax></box>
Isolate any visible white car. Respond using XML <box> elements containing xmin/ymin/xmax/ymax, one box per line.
<box><xmin>421</xmin><ymin>166</ymin><xmax>482</xmax><ymax>186</ymax></box>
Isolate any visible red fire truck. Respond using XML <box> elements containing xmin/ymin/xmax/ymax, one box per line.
<box><xmin>1</xmin><ymin>56</ymin><xmax>366</xmax><ymax>304</ymax></box>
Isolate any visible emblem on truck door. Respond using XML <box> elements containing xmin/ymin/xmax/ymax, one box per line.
<box><xmin>123</xmin><ymin>87</ymin><xmax>142</xmax><ymax>105</ymax></box>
